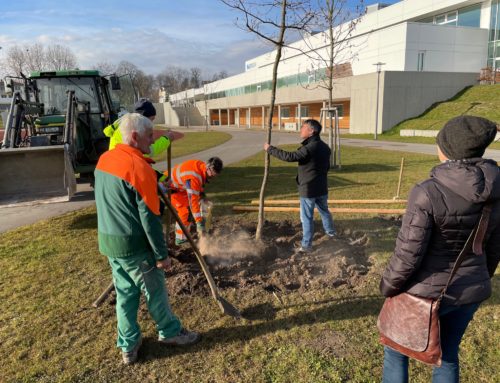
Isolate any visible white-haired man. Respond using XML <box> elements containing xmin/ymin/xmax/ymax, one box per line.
<box><xmin>94</xmin><ymin>113</ymin><xmax>199</xmax><ymax>365</ymax></box>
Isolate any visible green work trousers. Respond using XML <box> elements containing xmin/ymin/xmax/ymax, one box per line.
<box><xmin>107</xmin><ymin>253</ymin><xmax>181</xmax><ymax>352</ymax></box>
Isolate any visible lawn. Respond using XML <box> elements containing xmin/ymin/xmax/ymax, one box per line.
<box><xmin>0</xmin><ymin>145</ymin><xmax>498</xmax><ymax>382</ymax></box>
<box><xmin>168</xmin><ymin>130</ymin><xmax>231</xmax><ymax>158</ymax></box>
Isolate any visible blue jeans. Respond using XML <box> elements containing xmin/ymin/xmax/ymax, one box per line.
<box><xmin>299</xmin><ymin>194</ymin><xmax>335</xmax><ymax>249</ymax></box>
<box><xmin>382</xmin><ymin>302</ymin><xmax>481</xmax><ymax>383</ymax></box>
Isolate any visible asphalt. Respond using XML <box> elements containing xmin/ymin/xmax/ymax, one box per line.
<box><xmin>1</xmin><ymin>126</ymin><xmax>499</xmax><ymax>233</ymax></box>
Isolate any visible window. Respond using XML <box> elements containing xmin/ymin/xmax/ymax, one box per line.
<box><xmin>328</xmin><ymin>104</ymin><xmax>344</xmax><ymax>118</ymax></box>
<box><xmin>457</xmin><ymin>4</ymin><xmax>481</xmax><ymax>27</ymax></box>
<box><xmin>435</xmin><ymin>11</ymin><xmax>458</xmax><ymax>26</ymax></box>
<box><xmin>296</xmin><ymin>105</ymin><xmax>309</xmax><ymax>117</ymax></box>
<box><xmin>417</xmin><ymin>51</ymin><xmax>425</xmax><ymax>71</ymax></box>
<box><xmin>245</xmin><ymin>62</ymin><xmax>256</xmax><ymax>71</ymax></box>
<box><xmin>280</xmin><ymin>107</ymin><xmax>290</xmax><ymax>118</ymax></box>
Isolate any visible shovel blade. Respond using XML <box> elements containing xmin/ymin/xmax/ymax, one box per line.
<box><xmin>217</xmin><ymin>296</ymin><xmax>241</xmax><ymax>319</ymax></box>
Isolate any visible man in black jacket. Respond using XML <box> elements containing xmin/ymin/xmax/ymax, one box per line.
<box><xmin>264</xmin><ymin>119</ymin><xmax>335</xmax><ymax>253</ymax></box>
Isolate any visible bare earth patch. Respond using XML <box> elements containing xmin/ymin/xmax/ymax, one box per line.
<box><xmin>165</xmin><ymin>218</ymin><xmax>371</xmax><ymax>298</ymax></box>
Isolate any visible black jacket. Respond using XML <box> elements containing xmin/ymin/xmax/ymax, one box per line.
<box><xmin>267</xmin><ymin>135</ymin><xmax>331</xmax><ymax>198</ymax></box>
<box><xmin>380</xmin><ymin>158</ymin><xmax>500</xmax><ymax>305</ymax></box>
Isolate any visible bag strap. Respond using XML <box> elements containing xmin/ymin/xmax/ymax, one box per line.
<box><xmin>438</xmin><ymin>202</ymin><xmax>492</xmax><ymax>302</ymax></box>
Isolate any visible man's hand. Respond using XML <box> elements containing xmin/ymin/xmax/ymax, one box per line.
<box><xmin>164</xmin><ymin>130</ymin><xmax>174</xmax><ymax>141</ymax></box>
<box><xmin>156</xmin><ymin>258</ymin><xmax>172</xmax><ymax>271</ymax></box>
<box><xmin>196</xmin><ymin>221</ymin><xmax>206</xmax><ymax>235</ymax></box>
<box><xmin>264</xmin><ymin>143</ymin><xmax>270</xmax><ymax>151</ymax></box>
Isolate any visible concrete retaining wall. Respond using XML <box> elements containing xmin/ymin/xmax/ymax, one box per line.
<box><xmin>350</xmin><ymin>71</ymin><xmax>478</xmax><ymax>134</ymax></box>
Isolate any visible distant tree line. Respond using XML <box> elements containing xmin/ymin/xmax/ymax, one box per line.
<box><xmin>1</xmin><ymin>43</ymin><xmax>228</xmax><ymax>102</ymax></box>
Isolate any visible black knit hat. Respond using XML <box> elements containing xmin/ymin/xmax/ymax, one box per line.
<box><xmin>134</xmin><ymin>98</ymin><xmax>156</xmax><ymax>118</ymax></box>
<box><xmin>436</xmin><ymin>116</ymin><xmax>498</xmax><ymax>160</ymax></box>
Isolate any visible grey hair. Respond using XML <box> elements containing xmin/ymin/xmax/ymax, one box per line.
<box><xmin>119</xmin><ymin>113</ymin><xmax>153</xmax><ymax>144</ymax></box>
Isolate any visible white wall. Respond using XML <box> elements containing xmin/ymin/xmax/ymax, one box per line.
<box><xmin>404</xmin><ymin>23</ymin><xmax>488</xmax><ymax>72</ymax></box>
<box><xmin>169</xmin><ymin>0</ymin><xmax>490</xmax><ymax>102</ymax></box>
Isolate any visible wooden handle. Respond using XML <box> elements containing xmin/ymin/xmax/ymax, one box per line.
<box><xmin>158</xmin><ymin>185</ymin><xmax>221</xmax><ymax>301</ymax></box>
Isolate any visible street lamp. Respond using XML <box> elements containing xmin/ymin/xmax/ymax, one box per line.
<box><xmin>373</xmin><ymin>62</ymin><xmax>385</xmax><ymax>140</ymax></box>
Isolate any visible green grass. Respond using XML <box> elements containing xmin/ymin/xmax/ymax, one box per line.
<box><xmin>0</xmin><ymin>145</ymin><xmax>498</xmax><ymax>382</ymax></box>
<box><xmin>388</xmin><ymin>84</ymin><xmax>500</xmax><ymax>134</ymax></box>
<box><xmin>169</xmin><ymin>131</ymin><xmax>231</xmax><ymax>158</ymax></box>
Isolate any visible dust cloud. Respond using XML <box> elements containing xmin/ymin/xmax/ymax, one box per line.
<box><xmin>198</xmin><ymin>230</ymin><xmax>265</xmax><ymax>266</ymax></box>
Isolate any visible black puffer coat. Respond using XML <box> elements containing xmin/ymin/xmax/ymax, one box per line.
<box><xmin>380</xmin><ymin>158</ymin><xmax>500</xmax><ymax>305</ymax></box>
<box><xmin>267</xmin><ymin>134</ymin><xmax>331</xmax><ymax>198</ymax></box>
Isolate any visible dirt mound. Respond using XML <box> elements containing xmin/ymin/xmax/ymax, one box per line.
<box><xmin>166</xmin><ymin>219</ymin><xmax>371</xmax><ymax>297</ymax></box>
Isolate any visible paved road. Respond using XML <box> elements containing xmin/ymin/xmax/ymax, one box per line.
<box><xmin>1</xmin><ymin>126</ymin><xmax>499</xmax><ymax>233</ymax></box>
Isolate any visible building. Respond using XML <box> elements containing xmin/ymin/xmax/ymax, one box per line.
<box><xmin>165</xmin><ymin>0</ymin><xmax>500</xmax><ymax>134</ymax></box>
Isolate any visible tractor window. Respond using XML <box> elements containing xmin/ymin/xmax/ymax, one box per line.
<box><xmin>36</xmin><ymin>77</ymin><xmax>101</xmax><ymax>115</ymax></box>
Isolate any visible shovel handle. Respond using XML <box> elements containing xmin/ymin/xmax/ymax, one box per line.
<box><xmin>158</xmin><ymin>185</ymin><xmax>221</xmax><ymax>302</ymax></box>
<box><xmin>92</xmin><ymin>281</ymin><xmax>114</xmax><ymax>308</ymax></box>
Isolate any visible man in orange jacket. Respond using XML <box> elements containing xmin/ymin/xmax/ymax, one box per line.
<box><xmin>163</xmin><ymin>157</ymin><xmax>223</xmax><ymax>244</ymax></box>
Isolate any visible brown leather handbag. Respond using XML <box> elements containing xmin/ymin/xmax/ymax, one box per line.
<box><xmin>377</xmin><ymin>204</ymin><xmax>492</xmax><ymax>366</ymax></box>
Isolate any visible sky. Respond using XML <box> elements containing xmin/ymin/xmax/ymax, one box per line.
<box><xmin>0</xmin><ymin>0</ymin><xmax>400</xmax><ymax>79</ymax></box>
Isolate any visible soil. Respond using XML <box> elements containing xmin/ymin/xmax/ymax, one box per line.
<box><xmin>165</xmin><ymin>217</ymin><xmax>374</xmax><ymax>298</ymax></box>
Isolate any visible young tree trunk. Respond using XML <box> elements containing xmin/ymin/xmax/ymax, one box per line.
<box><xmin>255</xmin><ymin>0</ymin><xmax>287</xmax><ymax>241</ymax></box>
<box><xmin>327</xmin><ymin>0</ymin><xmax>336</xmax><ymax>168</ymax></box>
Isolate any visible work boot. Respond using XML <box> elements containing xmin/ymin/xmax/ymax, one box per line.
<box><xmin>158</xmin><ymin>328</ymin><xmax>200</xmax><ymax>346</ymax></box>
<box><xmin>293</xmin><ymin>241</ymin><xmax>312</xmax><ymax>254</ymax></box>
<box><xmin>295</xmin><ymin>246</ymin><xmax>313</xmax><ymax>254</ymax></box>
<box><xmin>122</xmin><ymin>336</ymin><xmax>142</xmax><ymax>365</ymax></box>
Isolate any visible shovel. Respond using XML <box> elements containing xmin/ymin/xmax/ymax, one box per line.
<box><xmin>158</xmin><ymin>185</ymin><xmax>241</xmax><ymax>319</ymax></box>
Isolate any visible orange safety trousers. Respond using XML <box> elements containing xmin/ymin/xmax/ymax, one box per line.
<box><xmin>171</xmin><ymin>192</ymin><xmax>191</xmax><ymax>241</ymax></box>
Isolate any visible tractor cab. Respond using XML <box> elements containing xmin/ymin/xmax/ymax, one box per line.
<box><xmin>0</xmin><ymin>70</ymin><xmax>126</xmax><ymax>204</ymax></box>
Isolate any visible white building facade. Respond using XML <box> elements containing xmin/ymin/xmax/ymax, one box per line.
<box><xmin>167</xmin><ymin>0</ymin><xmax>500</xmax><ymax>134</ymax></box>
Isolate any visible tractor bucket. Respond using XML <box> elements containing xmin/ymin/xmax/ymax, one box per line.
<box><xmin>0</xmin><ymin>145</ymin><xmax>76</xmax><ymax>206</ymax></box>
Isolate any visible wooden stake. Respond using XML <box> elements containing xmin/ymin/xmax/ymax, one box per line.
<box><xmin>394</xmin><ymin>157</ymin><xmax>405</xmax><ymax>200</ymax></box>
<box><xmin>234</xmin><ymin>205</ymin><xmax>405</xmax><ymax>214</ymax></box>
<box><xmin>250</xmin><ymin>199</ymin><xmax>407</xmax><ymax>205</ymax></box>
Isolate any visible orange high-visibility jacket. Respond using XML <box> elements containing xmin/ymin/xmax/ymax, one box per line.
<box><xmin>165</xmin><ymin>160</ymin><xmax>207</xmax><ymax>223</ymax></box>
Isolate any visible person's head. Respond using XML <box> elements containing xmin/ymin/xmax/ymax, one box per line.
<box><xmin>206</xmin><ymin>157</ymin><xmax>223</xmax><ymax>178</ymax></box>
<box><xmin>134</xmin><ymin>98</ymin><xmax>156</xmax><ymax>122</ymax></box>
<box><xmin>436</xmin><ymin>116</ymin><xmax>498</xmax><ymax>161</ymax></box>
<box><xmin>300</xmin><ymin>119</ymin><xmax>322</xmax><ymax>139</ymax></box>
<box><xmin>119</xmin><ymin>113</ymin><xmax>154</xmax><ymax>154</ymax></box>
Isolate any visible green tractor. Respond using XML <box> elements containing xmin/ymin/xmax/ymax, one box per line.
<box><xmin>0</xmin><ymin>70</ymin><xmax>134</xmax><ymax>204</ymax></box>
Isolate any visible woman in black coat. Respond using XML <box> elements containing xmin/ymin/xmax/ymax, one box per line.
<box><xmin>380</xmin><ymin>116</ymin><xmax>500</xmax><ymax>382</ymax></box>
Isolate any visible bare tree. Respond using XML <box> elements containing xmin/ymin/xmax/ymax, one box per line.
<box><xmin>45</xmin><ymin>44</ymin><xmax>77</xmax><ymax>70</ymax></box>
<box><xmin>211</xmin><ymin>70</ymin><xmax>229</xmax><ymax>81</ymax></box>
<box><xmin>4</xmin><ymin>45</ymin><xmax>27</xmax><ymax>75</ymax></box>
<box><xmin>300</xmin><ymin>0</ymin><xmax>365</xmax><ymax>167</ymax></box>
<box><xmin>24</xmin><ymin>43</ymin><xmax>45</xmax><ymax>73</ymax></box>
<box><xmin>190</xmin><ymin>67</ymin><xmax>202</xmax><ymax>88</ymax></box>
<box><xmin>3</xmin><ymin>43</ymin><xmax>78</xmax><ymax>75</ymax></box>
<box><xmin>157</xmin><ymin>66</ymin><xmax>190</xmax><ymax>96</ymax></box>
<box><xmin>93</xmin><ymin>61</ymin><xmax>117</xmax><ymax>76</ymax></box>
<box><xmin>221</xmin><ymin>0</ymin><xmax>314</xmax><ymax>240</ymax></box>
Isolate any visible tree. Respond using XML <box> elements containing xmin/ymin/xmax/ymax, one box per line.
<box><xmin>190</xmin><ymin>67</ymin><xmax>202</xmax><ymax>89</ymax></box>
<box><xmin>24</xmin><ymin>43</ymin><xmax>45</xmax><ymax>73</ymax></box>
<box><xmin>211</xmin><ymin>70</ymin><xmax>229</xmax><ymax>81</ymax></box>
<box><xmin>221</xmin><ymin>0</ymin><xmax>314</xmax><ymax>240</ymax></box>
<box><xmin>93</xmin><ymin>61</ymin><xmax>117</xmax><ymax>76</ymax></box>
<box><xmin>2</xmin><ymin>43</ymin><xmax>78</xmax><ymax>75</ymax></box>
<box><xmin>4</xmin><ymin>45</ymin><xmax>26</xmax><ymax>76</ymax></box>
<box><xmin>300</xmin><ymin>0</ymin><xmax>364</xmax><ymax>167</ymax></box>
<box><xmin>45</xmin><ymin>44</ymin><xmax>77</xmax><ymax>70</ymax></box>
